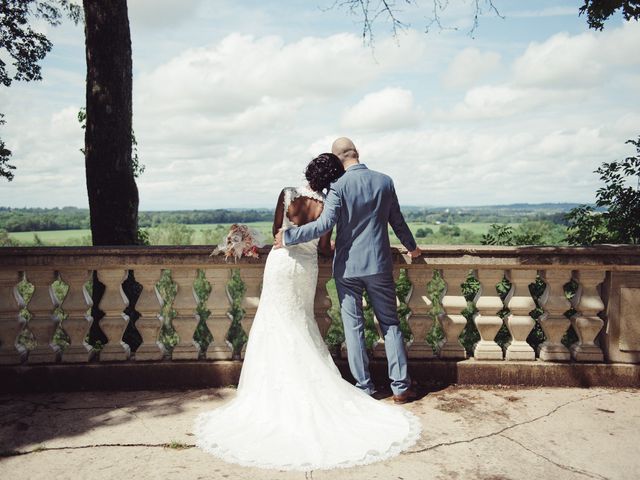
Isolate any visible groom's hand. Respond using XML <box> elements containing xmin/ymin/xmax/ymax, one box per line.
<box><xmin>407</xmin><ymin>247</ymin><xmax>422</xmax><ymax>258</ymax></box>
<box><xmin>273</xmin><ymin>228</ymin><xmax>284</xmax><ymax>249</ymax></box>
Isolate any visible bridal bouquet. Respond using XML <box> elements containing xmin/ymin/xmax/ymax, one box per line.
<box><xmin>210</xmin><ymin>224</ymin><xmax>266</xmax><ymax>262</ymax></box>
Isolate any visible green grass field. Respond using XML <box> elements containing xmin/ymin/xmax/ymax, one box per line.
<box><xmin>7</xmin><ymin>221</ymin><xmax>516</xmax><ymax>246</ymax></box>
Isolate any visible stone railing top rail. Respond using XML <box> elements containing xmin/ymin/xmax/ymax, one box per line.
<box><xmin>0</xmin><ymin>244</ymin><xmax>639</xmax><ymax>270</ymax></box>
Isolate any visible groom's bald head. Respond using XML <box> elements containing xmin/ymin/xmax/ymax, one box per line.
<box><xmin>331</xmin><ymin>137</ymin><xmax>359</xmax><ymax>165</ymax></box>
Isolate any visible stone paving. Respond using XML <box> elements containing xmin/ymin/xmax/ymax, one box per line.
<box><xmin>1</xmin><ymin>384</ymin><xmax>638</xmax><ymax>480</ymax></box>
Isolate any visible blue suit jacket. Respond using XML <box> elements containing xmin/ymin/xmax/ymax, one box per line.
<box><xmin>283</xmin><ymin>164</ymin><xmax>417</xmax><ymax>278</ymax></box>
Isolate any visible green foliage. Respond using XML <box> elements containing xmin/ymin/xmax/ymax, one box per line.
<box><xmin>482</xmin><ymin>221</ymin><xmax>567</xmax><ymax>246</ymax></box>
<box><xmin>579</xmin><ymin>0</ymin><xmax>640</xmax><ymax>30</ymax></box>
<box><xmin>147</xmin><ymin>223</ymin><xmax>194</xmax><ymax>245</ymax></box>
<box><xmin>566</xmin><ymin>136</ymin><xmax>640</xmax><ymax>245</ymax></box>
<box><xmin>439</xmin><ymin>224</ymin><xmax>461</xmax><ymax>237</ymax></box>
<box><xmin>0</xmin><ymin>115</ymin><xmax>15</xmax><ymax>181</ymax></box>
<box><xmin>157</xmin><ymin>270</ymin><xmax>179</xmax><ymax>352</ymax></box>
<box><xmin>226</xmin><ymin>269</ymin><xmax>248</xmax><ymax>356</ymax></box>
<box><xmin>0</xmin><ymin>228</ymin><xmax>16</xmax><ymax>246</ymax></box>
<box><xmin>415</xmin><ymin>227</ymin><xmax>433</xmax><ymax>238</ymax></box>
<box><xmin>193</xmin><ymin>269</ymin><xmax>213</xmax><ymax>352</ymax></box>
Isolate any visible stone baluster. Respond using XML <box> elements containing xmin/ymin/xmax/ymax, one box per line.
<box><xmin>204</xmin><ymin>268</ymin><xmax>233</xmax><ymax>360</ymax></box>
<box><xmin>439</xmin><ymin>269</ymin><xmax>469</xmax><ymax>359</ymax></box>
<box><xmin>239</xmin><ymin>267</ymin><xmax>262</xmax><ymax>359</ymax></box>
<box><xmin>0</xmin><ymin>271</ymin><xmax>25</xmax><ymax>364</ymax></box>
<box><xmin>171</xmin><ymin>268</ymin><xmax>200</xmax><ymax>360</ymax></box>
<box><xmin>57</xmin><ymin>270</ymin><xmax>93</xmax><ymax>363</ymax></box>
<box><xmin>504</xmin><ymin>270</ymin><xmax>536</xmax><ymax>361</ymax></box>
<box><xmin>133</xmin><ymin>269</ymin><xmax>164</xmax><ymax>361</ymax></box>
<box><xmin>96</xmin><ymin>269</ymin><xmax>130</xmax><ymax>361</ymax></box>
<box><xmin>538</xmin><ymin>270</ymin><xmax>572</xmax><ymax>361</ymax></box>
<box><xmin>570</xmin><ymin>270</ymin><xmax>606</xmax><ymax>362</ymax></box>
<box><xmin>314</xmin><ymin>265</ymin><xmax>333</xmax><ymax>342</ymax></box>
<box><xmin>474</xmin><ymin>269</ymin><xmax>505</xmax><ymax>360</ymax></box>
<box><xmin>405</xmin><ymin>268</ymin><xmax>435</xmax><ymax>358</ymax></box>
<box><xmin>25</xmin><ymin>270</ymin><xmax>59</xmax><ymax>364</ymax></box>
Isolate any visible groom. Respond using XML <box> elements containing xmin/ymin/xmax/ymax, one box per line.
<box><xmin>274</xmin><ymin>137</ymin><xmax>422</xmax><ymax>403</ymax></box>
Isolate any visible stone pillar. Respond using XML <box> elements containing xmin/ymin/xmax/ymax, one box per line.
<box><xmin>439</xmin><ymin>269</ymin><xmax>469</xmax><ymax>359</ymax></box>
<box><xmin>133</xmin><ymin>268</ymin><xmax>165</xmax><ymax>361</ymax></box>
<box><xmin>58</xmin><ymin>269</ymin><xmax>93</xmax><ymax>363</ymax></box>
<box><xmin>538</xmin><ymin>270</ymin><xmax>572</xmax><ymax>361</ymax></box>
<box><xmin>570</xmin><ymin>270</ymin><xmax>605</xmax><ymax>362</ymax></box>
<box><xmin>239</xmin><ymin>267</ymin><xmax>262</xmax><ymax>359</ymax></box>
<box><xmin>314</xmin><ymin>265</ymin><xmax>333</xmax><ymax>342</ymax></box>
<box><xmin>96</xmin><ymin>269</ymin><xmax>130</xmax><ymax>361</ymax></box>
<box><xmin>504</xmin><ymin>270</ymin><xmax>537</xmax><ymax>361</ymax></box>
<box><xmin>171</xmin><ymin>268</ymin><xmax>200</xmax><ymax>360</ymax></box>
<box><xmin>474</xmin><ymin>269</ymin><xmax>505</xmax><ymax>360</ymax></box>
<box><xmin>599</xmin><ymin>271</ymin><xmax>640</xmax><ymax>363</ymax></box>
<box><xmin>25</xmin><ymin>270</ymin><xmax>59</xmax><ymax>364</ymax></box>
<box><xmin>0</xmin><ymin>271</ymin><xmax>25</xmax><ymax>365</ymax></box>
<box><xmin>204</xmin><ymin>268</ymin><xmax>233</xmax><ymax>360</ymax></box>
<box><xmin>406</xmin><ymin>268</ymin><xmax>435</xmax><ymax>358</ymax></box>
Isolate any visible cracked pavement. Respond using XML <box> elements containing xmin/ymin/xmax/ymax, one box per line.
<box><xmin>0</xmin><ymin>385</ymin><xmax>638</xmax><ymax>480</ymax></box>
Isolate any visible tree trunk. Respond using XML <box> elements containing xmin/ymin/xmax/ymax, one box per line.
<box><xmin>83</xmin><ymin>0</ymin><xmax>138</xmax><ymax>246</ymax></box>
<box><xmin>83</xmin><ymin>0</ymin><xmax>138</xmax><ymax>347</ymax></box>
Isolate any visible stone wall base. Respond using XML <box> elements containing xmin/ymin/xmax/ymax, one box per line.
<box><xmin>1</xmin><ymin>359</ymin><xmax>638</xmax><ymax>393</ymax></box>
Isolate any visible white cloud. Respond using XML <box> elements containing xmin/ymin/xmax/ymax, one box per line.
<box><xmin>442</xmin><ymin>48</ymin><xmax>501</xmax><ymax>89</ymax></box>
<box><xmin>439</xmin><ymin>84</ymin><xmax>587</xmax><ymax>120</ymax></box>
<box><xmin>340</xmin><ymin>88</ymin><xmax>423</xmax><ymax>131</ymax></box>
<box><xmin>441</xmin><ymin>21</ymin><xmax>640</xmax><ymax>121</ymax></box>
<box><xmin>513</xmin><ymin>21</ymin><xmax>640</xmax><ymax>88</ymax></box>
<box><xmin>136</xmin><ymin>32</ymin><xmax>424</xmax><ymax>117</ymax></box>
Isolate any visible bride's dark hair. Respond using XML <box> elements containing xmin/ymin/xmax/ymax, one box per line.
<box><xmin>304</xmin><ymin>153</ymin><xmax>344</xmax><ymax>193</ymax></box>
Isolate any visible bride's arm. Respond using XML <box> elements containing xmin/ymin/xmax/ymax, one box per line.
<box><xmin>318</xmin><ymin>229</ymin><xmax>334</xmax><ymax>257</ymax></box>
<box><xmin>272</xmin><ymin>189</ymin><xmax>285</xmax><ymax>238</ymax></box>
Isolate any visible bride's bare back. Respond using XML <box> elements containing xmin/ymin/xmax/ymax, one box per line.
<box><xmin>272</xmin><ymin>188</ymin><xmax>333</xmax><ymax>256</ymax></box>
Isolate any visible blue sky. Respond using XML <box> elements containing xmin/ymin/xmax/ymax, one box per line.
<box><xmin>1</xmin><ymin>0</ymin><xmax>638</xmax><ymax>209</ymax></box>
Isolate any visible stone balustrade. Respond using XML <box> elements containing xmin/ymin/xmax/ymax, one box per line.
<box><xmin>1</xmin><ymin>245</ymin><xmax>639</xmax><ymax>378</ymax></box>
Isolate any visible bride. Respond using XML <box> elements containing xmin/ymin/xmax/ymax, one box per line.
<box><xmin>193</xmin><ymin>153</ymin><xmax>422</xmax><ymax>471</ymax></box>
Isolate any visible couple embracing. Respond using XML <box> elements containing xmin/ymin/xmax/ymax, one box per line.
<box><xmin>194</xmin><ymin>137</ymin><xmax>423</xmax><ymax>471</ymax></box>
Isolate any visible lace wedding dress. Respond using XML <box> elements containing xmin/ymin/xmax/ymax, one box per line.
<box><xmin>193</xmin><ymin>185</ymin><xmax>422</xmax><ymax>471</ymax></box>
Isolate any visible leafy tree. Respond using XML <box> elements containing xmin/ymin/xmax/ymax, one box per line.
<box><xmin>482</xmin><ymin>223</ymin><xmax>543</xmax><ymax>246</ymax></box>
<box><xmin>415</xmin><ymin>227</ymin><xmax>433</xmax><ymax>238</ymax></box>
<box><xmin>0</xmin><ymin>115</ymin><xmax>14</xmax><ymax>181</ymax></box>
<box><xmin>579</xmin><ymin>0</ymin><xmax>640</xmax><ymax>30</ymax></box>
<box><xmin>566</xmin><ymin>136</ymin><xmax>640</xmax><ymax>245</ymax></box>
<box><xmin>439</xmin><ymin>224</ymin><xmax>461</xmax><ymax>237</ymax></box>
<box><xmin>0</xmin><ymin>0</ymin><xmax>81</xmax><ymax>181</ymax></box>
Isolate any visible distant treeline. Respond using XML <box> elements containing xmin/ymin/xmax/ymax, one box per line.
<box><xmin>0</xmin><ymin>204</ymin><xmax>578</xmax><ymax>232</ymax></box>
<box><xmin>0</xmin><ymin>206</ymin><xmax>273</xmax><ymax>232</ymax></box>
<box><xmin>402</xmin><ymin>208</ymin><xmax>573</xmax><ymax>226</ymax></box>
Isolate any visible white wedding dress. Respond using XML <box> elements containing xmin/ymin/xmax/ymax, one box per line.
<box><xmin>193</xmin><ymin>185</ymin><xmax>422</xmax><ymax>471</ymax></box>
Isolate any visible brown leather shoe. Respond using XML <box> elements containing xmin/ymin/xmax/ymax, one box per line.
<box><xmin>392</xmin><ymin>389</ymin><xmax>417</xmax><ymax>404</ymax></box>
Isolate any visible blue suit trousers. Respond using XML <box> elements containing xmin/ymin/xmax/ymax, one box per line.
<box><xmin>335</xmin><ymin>271</ymin><xmax>411</xmax><ymax>396</ymax></box>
